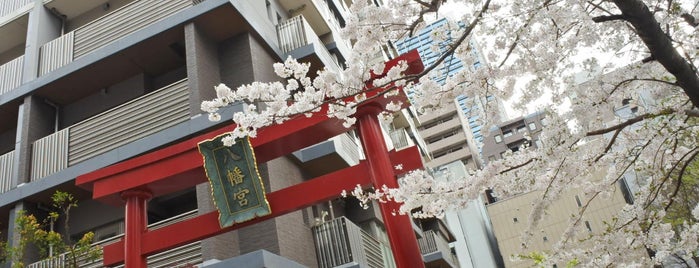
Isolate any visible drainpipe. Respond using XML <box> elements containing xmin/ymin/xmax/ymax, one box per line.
<box><xmin>49</xmin><ymin>7</ymin><xmax>66</xmax><ymax>35</ymax></box>
<box><xmin>43</xmin><ymin>99</ymin><xmax>59</xmax><ymax>132</ymax></box>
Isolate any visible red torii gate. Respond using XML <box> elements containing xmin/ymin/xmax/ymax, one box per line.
<box><xmin>76</xmin><ymin>51</ymin><xmax>426</xmax><ymax>268</ymax></box>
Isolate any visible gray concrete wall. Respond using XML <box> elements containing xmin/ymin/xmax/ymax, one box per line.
<box><xmin>196</xmin><ymin>182</ymin><xmax>241</xmax><ymax>260</ymax></box>
<box><xmin>218</xmin><ymin>33</ymin><xmax>255</xmax><ymax>89</ymax></box>
<box><xmin>184</xmin><ymin>23</ymin><xmax>220</xmax><ymax>115</ymax></box>
<box><xmin>0</xmin><ymin>44</ymin><xmax>26</xmax><ymax>65</ymax></box>
<box><xmin>0</xmin><ymin>129</ymin><xmax>16</xmax><ymax>154</ymax></box>
<box><xmin>14</xmin><ymin>95</ymin><xmax>56</xmax><ymax>184</ymax></box>
<box><xmin>263</xmin><ymin>157</ymin><xmax>317</xmax><ymax>268</ymax></box>
<box><xmin>23</xmin><ymin>2</ymin><xmax>62</xmax><ymax>82</ymax></box>
<box><xmin>61</xmin><ymin>73</ymin><xmax>147</xmax><ymax>127</ymax></box>
<box><xmin>62</xmin><ymin>199</ymin><xmax>123</xmax><ymax>238</ymax></box>
<box><xmin>65</xmin><ymin>0</ymin><xmax>134</xmax><ymax>32</ymax></box>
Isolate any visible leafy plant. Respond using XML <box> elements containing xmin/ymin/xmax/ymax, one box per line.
<box><xmin>6</xmin><ymin>191</ymin><xmax>102</xmax><ymax>268</ymax></box>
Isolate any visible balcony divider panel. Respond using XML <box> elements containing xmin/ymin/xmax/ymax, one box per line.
<box><xmin>313</xmin><ymin>217</ymin><xmax>393</xmax><ymax>268</ymax></box>
<box><xmin>68</xmin><ymin>79</ymin><xmax>189</xmax><ymax>165</ymax></box>
<box><xmin>0</xmin><ymin>150</ymin><xmax>14</xmax><ymax>192</ymax></box>
<box><xmin>31</xmin><ymin>128</ymin><xmax>69</xmax><ymax>181</ymax></box>
<box><xmin>72</xmin><ymin>0</ymin><xmax>192</xmax><ymax>59</ymax></box>
<box><xmin>38</xmin><ymin>32</ymin><xmax>74</xmax><ymax>76</ymax></box>
<box><xmin>0</xmin><ymin>55</ymin><xmax>24</xmax><ymax>94</ymax></box>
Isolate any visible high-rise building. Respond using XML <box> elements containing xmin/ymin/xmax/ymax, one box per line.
<box><xmin>0</xmin><ymin>0</ymin><xmax>457</xmax><ymax>267</ymax></box>
<box><xmin>394</xmin><ymin>19</ymin><xmax>504</xmax><ymax>170</ymax></box>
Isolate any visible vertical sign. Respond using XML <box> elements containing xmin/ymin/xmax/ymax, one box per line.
<box><xmin>198</xmin><ymin>135</ymin><xmax>271</xmax><ymax>227</ymax></box>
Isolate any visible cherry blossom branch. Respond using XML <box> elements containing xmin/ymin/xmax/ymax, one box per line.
<box><xmin>611</xmin><ymin>0</ymin><xmax>699</xmax><ymax>108</ymax></box>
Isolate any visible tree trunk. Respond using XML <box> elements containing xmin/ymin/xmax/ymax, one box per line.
<box><xmin>612</xmin><ymin>0</ymin><xmax>699</xmax><ymax>108</ymax></box>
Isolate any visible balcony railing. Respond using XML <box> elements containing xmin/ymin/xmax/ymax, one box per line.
<box><xmin>31</xmin><ymin>79</ymin><xmax>190</xmax><ymax>180</ymax></box>
<box><xmin>418</xmin><ymin>230</ymin><xmax>459</xmax><ymax>267</ymax></box>
<box><xmin>27</xmin><ymin>210</ymin><xmax>201</xmax><ymax>268</ymax></box>
<box><xmin>0</xmin><ymin>0</ymin><xmax>31</xmax><ymax>18</ymax></box>
<box><xmin>0</xmin><ymin>150</ymin><xmax>14</xmax><ymax>193</ymax></box>
<box><xmin>38</xmin><ymin>0</ymin><xmax>193</xmax><ymax>75</ymax></box>
<box><xmin>277</xmin><ymin>15</ymin><xmax>340</xmax><ymax>73</ymax></box>
<box><xmin>390</xmin><ymin>129</ymin><xmax>414</xmax><ymax>150</ymax></box>
<box><xmin>312</xmin><ymin>217</ymin><xmax>395</xmax><ymax>268</ymax></box>
<box><xmin>0</xmin><ymin>55</ymin><xmax>24</xmax><ymax>94</ymax></box>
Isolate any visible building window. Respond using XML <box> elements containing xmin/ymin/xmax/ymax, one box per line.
<box><xmin>528</xmin><ymin>122</ymin><xmax>537</xmax><ymax>130</ymax></box>
<box><xmin>503</xmin><ymin>130</ymin><xmax>513</xmax><ymax>138</ymax></box>
<box><xmin>494</xmin><ymin>134</ymin><xmax>502</xmax><ymax>143</ymax></box>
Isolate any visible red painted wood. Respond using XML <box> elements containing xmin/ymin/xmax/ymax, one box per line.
<box><xmin>103</xmin><ymin>162</ymin><xmax>371</xmax><ymax>266</ymax></box>
<box><xmin>101</xmin><ymin>148</ymin><xmax>423</xmax><ymax>266</ymax></box>
<box><xmin>121</xmin><ymin>189</ymin><xmax>152</xmax><ymax>268</ymax></box>
<box><xmin>356</xmin><ymin>105</ymin><xmax>425</xmax><ymax>268</ymax></box>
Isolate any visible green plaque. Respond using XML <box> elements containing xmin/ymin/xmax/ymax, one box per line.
<box><xmin>198</xmin><ymin>135</ymin><xmax>271</xmax><ymax>228</ymax></box>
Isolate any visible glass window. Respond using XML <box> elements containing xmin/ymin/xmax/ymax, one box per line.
<box><xmin>528</xmin><ymin>122</ymin><xmax>537</xmax><ymax>130</ymax></box>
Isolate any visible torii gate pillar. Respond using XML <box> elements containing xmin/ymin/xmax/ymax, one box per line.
<box><xmin>356</xmin><ymin>104</ymin><xmax>425</xmax><ymax>267</ymax></box>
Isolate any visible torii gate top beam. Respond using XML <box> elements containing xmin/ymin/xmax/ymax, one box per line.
<box><xmin>76</xmin><ymin>50</ymin><xmax>423</xmax><ymax>205</ymax></box>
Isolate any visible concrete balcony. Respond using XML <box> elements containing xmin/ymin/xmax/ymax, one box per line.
<box><xmin>427</xmin><ymin>131</ymin><xmax>467</xmax><ymax>153</ymax></box>
<box><xmin>312</xmin><ymin>217</ymin><xmax>395</xmax><ymax>268</ymax></box>
<box><xmin>292</xmin><ymin>132</ymin><xmax>359</xmax><ymax>177</ymax></box>
<box><xmin>26</xmin><ymin>210</ymin><xmax>201</xmax><ymax>268</ymax></box>
<box><xmin>30</xmin><ymin>79</ymin><xmax>189</xmax><ymax>181</ymax></box>
<box><xmin>420</xmin><ymin>116</ymin><xmax>461</xmax><ymax>140</ymax></box>
<box><xmin>39</xmin><ymin>0</ymin><xmax>194</xmax><ymax>75</ymax></box>
<box><xmin>418</xmin><ymin>105</ymin><xmax>457</xmax><ymax>124</ymax></box>
<box><xmin>279</xmin><ymin>0</ymin><xmax>339</xmax><ymax>38</ymax></box>
<box><xmin>428</xmin><ymin>146</ymin><xmax>473</xmax><ymax>169</ymax></box>
<box><xmin>277</xmin><ymin>15</ymin><xmax>341</xmax><ymax>74</ymax></box>
<box><xmin>418</xmin><ymin>230</ymin><xmax>459</xmax><ymax>268</ymax></box>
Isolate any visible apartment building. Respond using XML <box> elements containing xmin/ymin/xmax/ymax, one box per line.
<box><xmin>481</xmin><ymin>111</ymin><xmax>547</xmax><ymax>165</ymax></box>
<box><xmin>394</xmin><ymin>19</ymin><xmax>505</xmax><ymax>171</ymax></box>
<box><xmin>0</xmin><ymin>0</ymin><xmax>457</xmax><ymax>267</ymax></box>
<box><xmin>486</xmin><ymin>180</ymin><xmax>628</xmax><ymax>268</ymax></box>
<box><xmin>481</xmin><ymin>111</ymin><xmax>636</xmax><ymax>267</ymax></box>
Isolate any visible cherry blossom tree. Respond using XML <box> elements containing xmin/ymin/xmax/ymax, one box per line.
<box><xmin>202</xmin><ymin>0</ymin><xmax>699</xmax><ymax>266</ymax></box>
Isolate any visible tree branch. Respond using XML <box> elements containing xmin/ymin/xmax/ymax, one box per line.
<box><xmin>612</xmin><ymin>0</ymin><xmax>699</xmax><ymax>108</ymax></box>
<box><xmin>592</xmin><ymin>14</ymin><xmax>626</xmax><ymax>22</ymax></box>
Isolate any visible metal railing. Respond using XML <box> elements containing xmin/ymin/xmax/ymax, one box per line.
<box><xmin>72</xmin><ymin>0</ymin><xmax>192</xmax><ymax>58</ymax></box>
<box><xmin>27</xmin><ymin>210</ymin><xmax>200</xmax><ymax>268</ymax></box>
<box><xmin>0</xmin><ymin>150</ymin><xmax>14</xmax><ymax>193</ymax></box>
<box><xmin>312</xmin><ymin>217</ymin><xmax>394</xmax><ymax>268</ymax></box>
<box><xmin>418</xmin><ymin>230</ymin><xmax>458</xmax><ymax>266</ymax></box>
<box><xmin>390</xmin><ymin>129</ymin><xmax>414</xmax><ymax>150</ymax></box>
<box><xmin>38</xmin><ymin>32</ymin><xmax>73</xmax><ymax>76</ymax></box>
<box><xmin>276</xmin><ymin>15</ymin><xmax>340</xmax><ymax>72</ymax></box>
<box><xmin>31</xmin><ymin>128</ymin><xmax>69</xmax><ymax>181</ymax></box>
<box><xmin>338</xmin><ymin>132</ymin><xmax>360</xmax><ymax>164</ymax></box>
<box><xmin>0</xmin><ymin>55</ymin><xmax>23</xmax><ymax>94</ymax></box>
<box><xmin>38</xmin><ymin>0</ymin><xmax>193</xmax><ymax>75</ymax></box>
<box><xmin>31</xmin><ymin>79</ymin><xmax>189</xmax><ymax>179</ymax></box>
<box><xmin>0</xmin><ymin>0</ymin><xmax>31</xmax><ymax>18</ymax></box>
